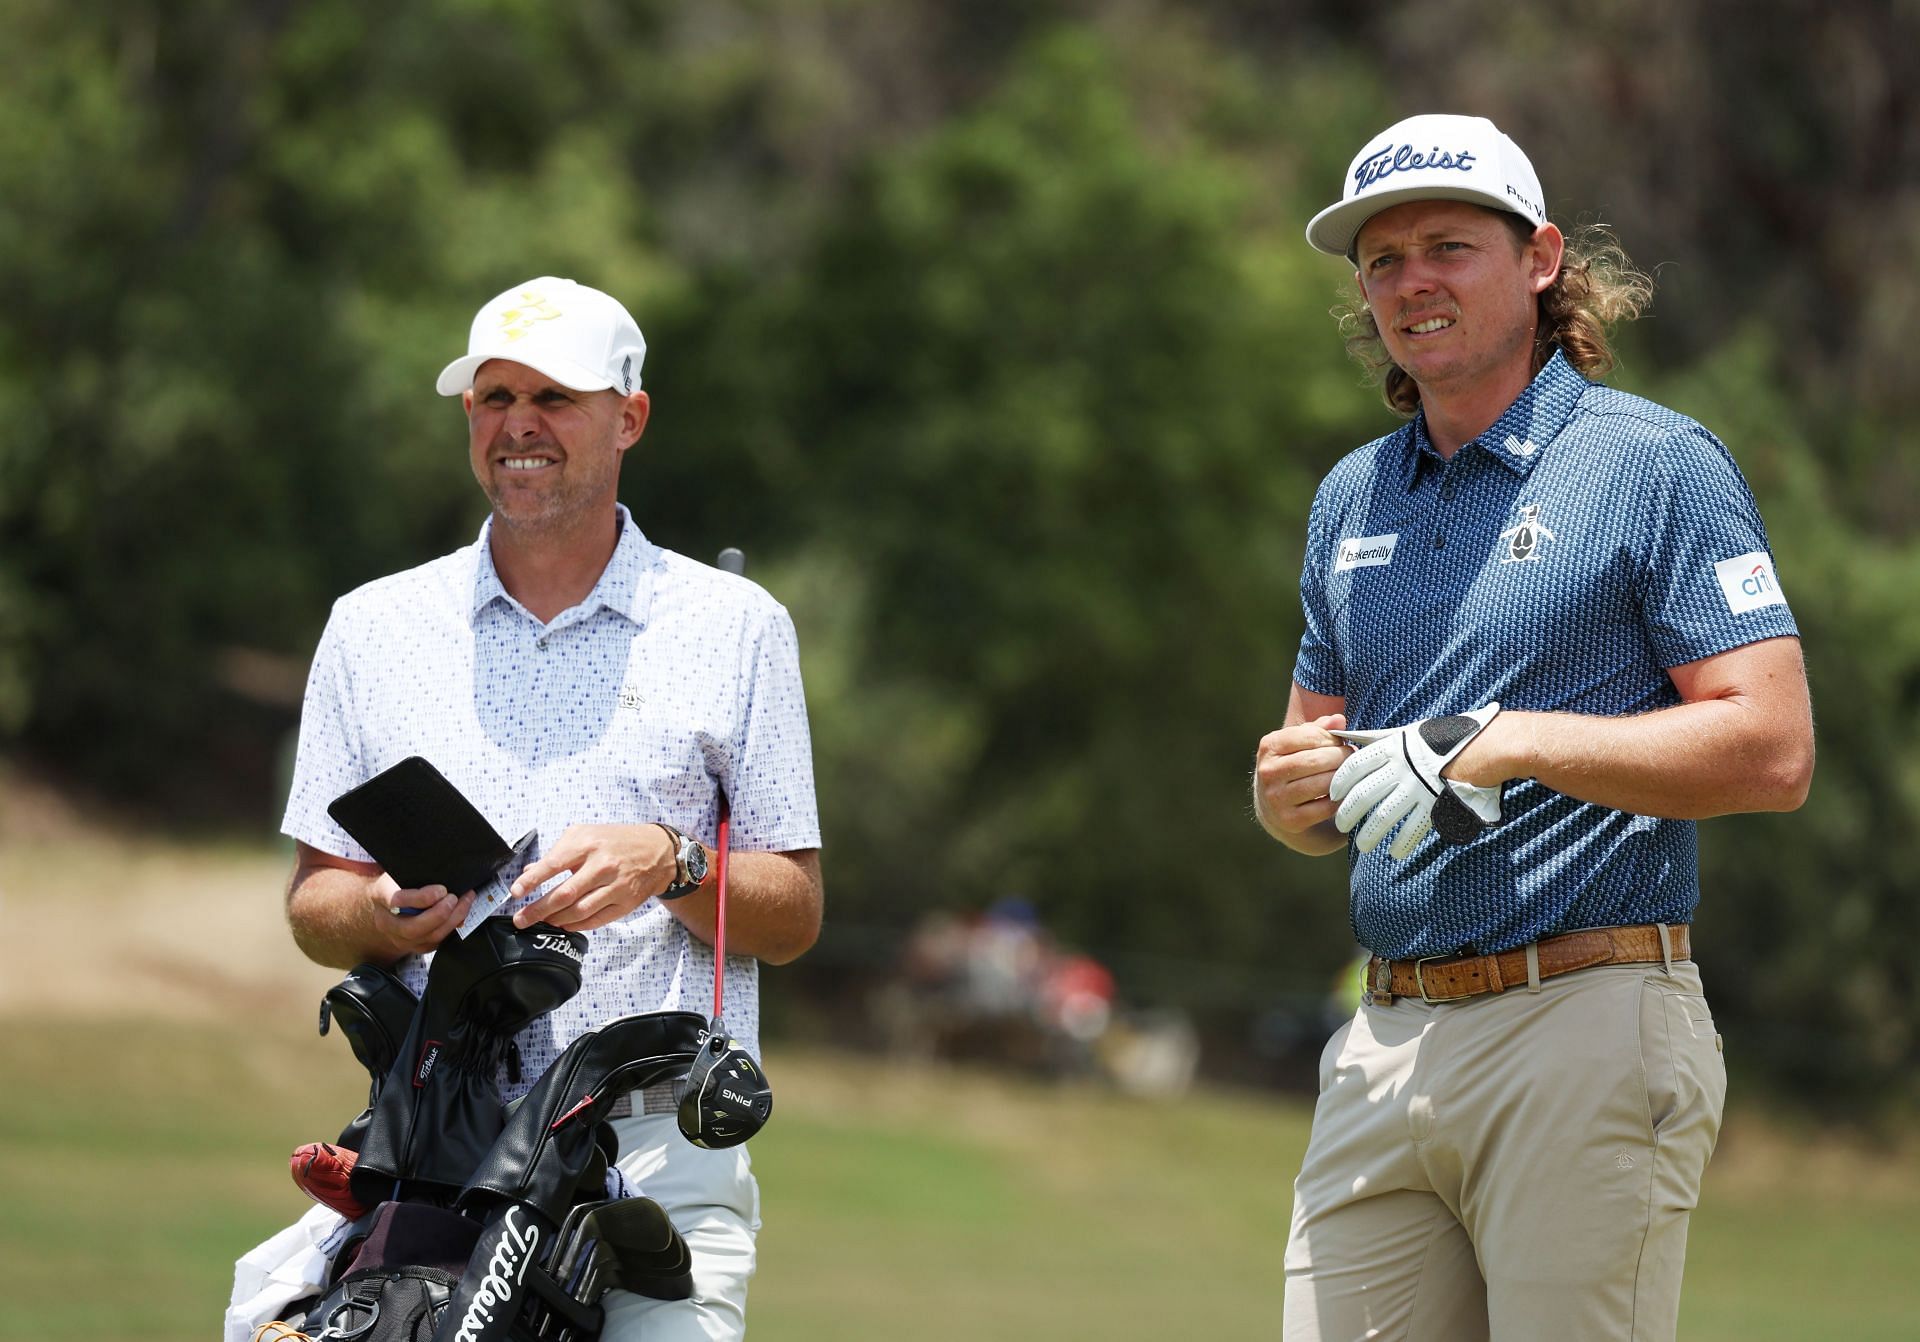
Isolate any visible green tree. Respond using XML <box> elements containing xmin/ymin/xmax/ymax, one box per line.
<box><xmin>760</xmin><ymin>31</ymin><xmax>1370</xmax><ymax>993</ymax></box>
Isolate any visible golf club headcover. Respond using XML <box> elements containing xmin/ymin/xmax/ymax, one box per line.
<box><xmin>319</xmin><ymin>963</ymin><xmax>419</xmax><ymax>1150</ymax></box>
<box><xmin>321</xmin><ymin>963</ymin><xmax>420</xmax><ymax>1078</ymax></box>
<box><xmin>594</xmin><ymin>1195</ymin><xmax>694</xmax><ymax>1301</ymax></box>
<box><xmin>675</xmin><ymin>1020</ymin><xmax>772</xmax><ymax>1150</ymax></box>
<box><xmin>456</xmin><ymin>1010</ymin><xmax>707</xmax><ymax>1225</ymax></box>
<box><xmin>351</xmin><ymin>920</ymin><xmax>588</xmax><ymax>1207</ymax></box>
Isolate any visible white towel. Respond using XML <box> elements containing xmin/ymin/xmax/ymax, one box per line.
<box><xmin>223</xmin><ymin>1204</ymin><xmax>350</xmax><ymax>1342</ymax></box>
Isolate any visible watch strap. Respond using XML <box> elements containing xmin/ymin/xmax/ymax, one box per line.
<box><xmin>654</xmin><ymin>822</ymin><xmax>702</xmax><ymax>900</ymax></box>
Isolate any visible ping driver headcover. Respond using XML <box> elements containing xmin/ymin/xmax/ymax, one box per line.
<box><xmin>675</xmin><ymin>1021</ymin><xmax>772</xmax><ymax>1150</ymax></box>
<box><xmin>1330</xmin><ymin>703</ymin><xmax>1507</xmax><ymax>859</ymax></box>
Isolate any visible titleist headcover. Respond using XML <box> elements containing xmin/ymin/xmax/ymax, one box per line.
<box><xmin>351</xmin><ymin>919</ymin><xmax>588</xmax><ymax>1207</ymax></box>
<box><xmin>456</xmin><ymin>1010</ymin><xmax>707</xmax><ymax>1224</ymax></box>
<box><xmin>318</xmin><ymin>963</ymin><xmax>419</xmax><ymax>1151</ymax></box>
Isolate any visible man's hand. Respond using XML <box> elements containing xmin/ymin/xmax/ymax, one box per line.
<box><xmin>508</xmin><ymin>823</ymin><xmax>685</xmax><ymax>932</ymax></box>
<box><xmin>285</xmin><ymin>843</ymin><xmax>475</xmax><ymax>970</ymax></box>
<box><xmin>1254</xmin><ymin>714</ymin><xmax>1354</xmax><ymax>856</ymax></box>
<box><xmin>375</xmin><ymin>875</ymin><xmax>478</xmax><ymax>954</ymax></box>
<box><xmin>1329</xmin><ymin>703</ymin><xmax>1506</xmax><ymax>859</ymax></box>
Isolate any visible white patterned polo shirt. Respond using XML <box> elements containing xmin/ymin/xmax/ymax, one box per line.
<box><xmin>283</xmin><ymin>504</ymin><xmax>821</xmax><ymax>1095</ymax></box>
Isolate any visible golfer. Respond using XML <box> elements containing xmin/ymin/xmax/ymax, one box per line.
<box><xmin>281</xmin><ymin>276</ymin><xmax>824</xmax><ymax>1341</ymax></box>
<box><xmin>1252</xmin><ymin>114</ymin><xmax>1813</xmax><ymax>1341</ymax></box>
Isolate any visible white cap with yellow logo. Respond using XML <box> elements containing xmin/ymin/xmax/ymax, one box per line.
<box><xmin>435</xmin><ymin>277</ymin><xmax>647</xmax><ymax>397</ymax></box>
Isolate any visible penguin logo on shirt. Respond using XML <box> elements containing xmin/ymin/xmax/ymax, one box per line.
<box><xmin>1498</xmin><ymin>503</ymin><xmax>1556</xmax><ymax>563</ymax></box>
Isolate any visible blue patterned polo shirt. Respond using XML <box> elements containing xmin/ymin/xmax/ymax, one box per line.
<box><xmin>282</xmin><ymin>505</ymin><xmax>822</xmax><ymax>1095</ymax></box>
<box><xmin>1293</xmin><ymin>351</ymin><xmax>1798</xmax><ymax>959</ymax></box>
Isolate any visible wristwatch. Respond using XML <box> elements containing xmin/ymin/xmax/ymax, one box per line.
<box><xmin>655</xmin><ymin>823</ymin><xmax>710</xmax><ymax>901</ymax></box>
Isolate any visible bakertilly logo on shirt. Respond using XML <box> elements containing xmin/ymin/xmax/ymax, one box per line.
<box><xmin>1334</xmin><ymin>533</ymin><xmax>1399</xmax><ymax>572</ymax></box>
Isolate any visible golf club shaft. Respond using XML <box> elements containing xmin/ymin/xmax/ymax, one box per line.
<box><xmin>713</xmin><ymin>545</ymin><xmax>742</xmax><ymax>1024</ymax></box>
<box><xmin>713</xmin><ymin>798</ymin><xmax>729</xmax><ymax>1021</ymax></box>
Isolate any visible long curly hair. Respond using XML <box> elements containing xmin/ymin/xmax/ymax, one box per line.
<box><xmin>1334</xmin><ymin>217</ymin><xmax>1655</xmax><ymax>417</ymax></box>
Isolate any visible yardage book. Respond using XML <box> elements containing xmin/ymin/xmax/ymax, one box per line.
<box><xmin>325</xmin><ymin>755</ymin><xmax>536</xmax><ymax>938</ymax></box>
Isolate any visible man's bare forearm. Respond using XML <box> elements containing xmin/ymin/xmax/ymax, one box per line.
<box><xmin>286</xmin><ymin>862</ymin><xmax>393</xmax><ymax>970</ymax></box>
<box><xmin>664</xmin><ymin>848</ymin><xmax>823</xmax><ymax>965</ymax></box>
<box><xmin>1451</xmin><ymin>700</ymin><xmax>1814</xmax><ymax>818</ymax></box>
<box><xmin>1438</xmin><ymin>637</ymin><xmax>1813</xmax><ymax>819</ymax></box>
<box><xmin>285</xmin><ymin>844</ymin><xmax>474</xmax><ymax>970</ymax></box>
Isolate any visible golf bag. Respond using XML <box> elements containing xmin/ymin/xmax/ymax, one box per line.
<box><xmin>272</xmin><ymin>923</ymin><xmax>722</xmax><ymax>1342</ymax></box>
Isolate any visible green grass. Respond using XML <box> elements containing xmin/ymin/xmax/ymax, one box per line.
<box><xmin>1</xmin><ymin>1017</ymin><xmax>1914</xmax><ymax>1340</ymax></box>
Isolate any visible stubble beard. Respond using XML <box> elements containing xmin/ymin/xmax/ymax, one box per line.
<box><xmin>482</xmin><ymin>458</ymin><xmax>619</xmax><ymax>545</ymax></box>
<box><xmin>1393</xmin><ymin>309</ymin><xmax>1535</xmax><ymax>400</ymax></box>
<box><xmin>489</xmin><ymin>476</ymin><xmax>572</xmax><ymax>534</ymax></box>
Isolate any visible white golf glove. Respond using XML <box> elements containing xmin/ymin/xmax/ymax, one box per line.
<box><xmin>1328</xmin><ymin>703</ymin><xmax>1507</xmax><ymax>859</ymax></box>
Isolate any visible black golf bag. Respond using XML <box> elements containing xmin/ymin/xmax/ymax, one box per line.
<box><xmin>268</xmin><ymin>920</ymin><xmax>746</xmax><ymax>1342</ymax></box>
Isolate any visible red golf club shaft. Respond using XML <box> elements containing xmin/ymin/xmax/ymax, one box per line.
<box><xmin>713</xmin><ymin>797</ymin><xmax>730</xmax><ymax>1021</ymax></box>
<box><xmin>710</xmin><ymin>547</ymin><xmax>745</xmax><ymax>1026</ymax></box>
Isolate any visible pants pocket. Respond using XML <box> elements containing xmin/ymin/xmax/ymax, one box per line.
<box><xmin>1318</xmin><ymin>1015</ymin><xmax>1356</xmax><ymax>1094</ymax></box>
<box><xmin>1640</xmin><ymin>985</ymin><xmax>1728</xmax><ymax>1143</ymax></box>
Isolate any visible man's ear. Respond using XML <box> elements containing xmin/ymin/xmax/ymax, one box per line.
<box><xmin>1528</xmin><ymin>223</ymin><xmax>1566</xmax><ymax>294</ymax></box>
<box><xmin>616</xmin><ymin>391</ymin><xmax>651</xmax><ymax>452</ymax></box>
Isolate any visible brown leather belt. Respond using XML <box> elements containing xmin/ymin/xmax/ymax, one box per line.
<box><xmin>1365</xmin><ymin>923</ymin><xmax>1690</xmax><ymax>1005</ymax></box>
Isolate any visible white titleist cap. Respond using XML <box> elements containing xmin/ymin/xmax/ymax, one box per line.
<box><xmin>436</xmin><ymin>277</ymin><xmax>646</xmax><ymax>397</ymax></box>
<box><xmin>1306</xmin><ymin>114</ymin><xmax>1546</xmax><ymax>259</ymax></box>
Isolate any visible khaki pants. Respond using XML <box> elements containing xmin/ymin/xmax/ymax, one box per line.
<box><xmin>1282</xmin><ymin>960</ymin><xmax>1726</xmax><ymax>1342</ymax></box>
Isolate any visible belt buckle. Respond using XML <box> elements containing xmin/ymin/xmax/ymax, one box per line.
<box><xmin>1363</xmin><ymin>956</ymin><xmax>1396</xmax><ymax>1007</ymax></box>
<box><xmin>1414</xmin><ymin>954</ymin><xmax>1472</xmax><ymax>1004</ymax></box>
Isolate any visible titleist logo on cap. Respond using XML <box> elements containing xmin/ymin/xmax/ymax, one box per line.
<box><xmin>1354</xmin><ymin>144</ymin><xmax>1480</xmax><ymax>193</ymax></box>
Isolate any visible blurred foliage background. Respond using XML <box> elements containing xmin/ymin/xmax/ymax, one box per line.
<box><xmin>2</xmin><ymin>0</ymin><xmax>1916</xmax><ymax>1115</ymax></box>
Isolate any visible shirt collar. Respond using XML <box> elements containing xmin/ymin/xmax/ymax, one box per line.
<box><xmin>1400</xmin><ymin>349</ymin><xmax>1590</xmax><ymax>488</ymax></box>
<box><xmin>468</xmin><ymin>503</ymin><xmax>659</xmax><ymax>628</ymax></box>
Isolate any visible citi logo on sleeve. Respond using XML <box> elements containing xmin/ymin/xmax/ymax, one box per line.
<box><xmin>1714</xmin><ymin>551</ymin><xmax>1788</xmax><ymax>615</ymax></box>
<box><xmin>1334</xmin><ymin>533</ymin><xmax>1400</xmax><ymax>572</ymax></box>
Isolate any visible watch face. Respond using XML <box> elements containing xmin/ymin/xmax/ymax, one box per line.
<box><xmin>685</xmin><ymin>840</ymin><xmax>709</xmax><ymax>883</ymax></box>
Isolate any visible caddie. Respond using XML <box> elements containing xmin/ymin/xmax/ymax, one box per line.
<box><xmin>1251</xmin><ymin>114</ymin><xmax>1814</xmax><ymax>1341</ymax></box>
<box><xmin>281</xmin><ymin>276</ymin><xmax>824</xmax><ymax>1341</ymax></box>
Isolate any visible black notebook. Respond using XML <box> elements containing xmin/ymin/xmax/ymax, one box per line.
<box><xmin>327</xmin><ymin>756</ymin><xmax>534</xmax><ymax>896</ymax></box>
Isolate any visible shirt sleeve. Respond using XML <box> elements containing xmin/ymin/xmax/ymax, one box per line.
<box><xmin>1292</xmin><ymin>476</ymin><xmax>1346</xmax><ymax>698</ymax></box>
<box><xmin>1636</xmin><ymin>427</ymin><xmax>1800</xmax><ymax>668</ymax></box>
<box><xmin>279</xmin><ymin>604</ymin><xmax>376</xmax><ymax>862</ymax></box>
<box><xmin>723</xmin><ymin>602</ymin><xmax>823</xmax><ymax>853</ymax></box>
